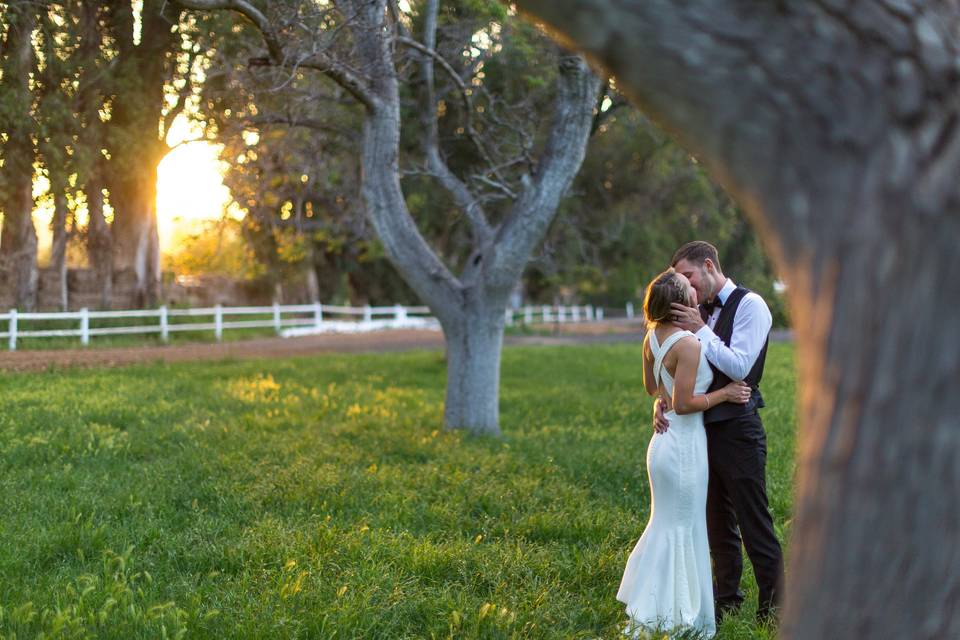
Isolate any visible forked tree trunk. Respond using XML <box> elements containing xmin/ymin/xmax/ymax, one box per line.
<box><xmin>173</xmin><ymin>0</ymin><xmax>598</xmax><ymax>437</ymax></box>
<box><xmin>513</xmin><ymin>1</ymin><xmax>960</xmax><ymax>637</ymax></box>
<box><xmin>441</xmin><ymin>300</ymin><xmax>507</xmax><ymax>434</ymax></box>
<box><xmin>352</xmin><ymin>1</ymin><xmax>598</xmax><ymax>435</ymax></box>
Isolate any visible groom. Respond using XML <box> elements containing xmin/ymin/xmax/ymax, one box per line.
<box><xmin>654</xmin><ymin>240</ymin><xmax>784</xmax><ymax>624</ymax></box>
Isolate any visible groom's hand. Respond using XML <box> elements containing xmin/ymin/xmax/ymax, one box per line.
<box><xmin>671</xmin><ymin>302</ymin><xmax>705</xmax><ymax>333</ymax></box>
<box><xmin>653</xmin><ymin>397</ymin><xmax>670</xmax><ymax>434</ymax></box>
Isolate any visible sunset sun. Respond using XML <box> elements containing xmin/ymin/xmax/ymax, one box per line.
<box><xmin>156</xmin><ymin>139</ymin><xmax>231</xmax><ymax>254</ymax></box>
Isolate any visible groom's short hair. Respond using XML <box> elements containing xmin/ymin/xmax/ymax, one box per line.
<box><xmin>672</xmin><ymin>241</ymin><xmax>722</xmax><ymax>272</ymax></box>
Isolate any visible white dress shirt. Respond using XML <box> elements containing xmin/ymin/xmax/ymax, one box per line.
<box><xmin>695</xmin><ymin>278</ymin><xmax>772</xmax><ymax>381</ymax></box>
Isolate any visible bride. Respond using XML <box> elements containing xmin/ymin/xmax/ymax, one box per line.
<box><xmin>617</xmin><ymin>269</ymin><xmax>751</xmax><ymax>638</ymax></box>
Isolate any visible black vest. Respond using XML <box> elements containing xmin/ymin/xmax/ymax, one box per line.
<box><xmin>703</xmin><ymin>286</ymin><xmax>768</xmax><ymax>424</ymax></box>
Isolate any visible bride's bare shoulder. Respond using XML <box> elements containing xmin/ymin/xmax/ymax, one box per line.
<box><xmin>671</xmin><ymin>334</ymin><xmax>702</xmax><ymax>358</ymax></box>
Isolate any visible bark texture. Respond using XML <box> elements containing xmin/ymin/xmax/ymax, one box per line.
<box><xmin>79</xmin><ymin>1</ymin><xmax>113</xmax><ymax>309</ymax></box>
<box><xmin>104</xmin><ymin>0</ymin><xmax>180</xmax><ymax>306</ymax></box>
<box><xmin>0</xmin><ymin>5</ymin><xmax>39</xmax><ymax>310</ymax></box>
<box><xmin>86</xmin><ymin>172</ymin><xmax>114</xmax><ymax>309</ymax></box>
<box><xmin>48</xmin><ymin>168</ymin><xmax>70</xmax><ymax>311</ymax></box>
<box><xmin>513</xmin><ymin>1</ymin><xmax>960</xmax><ymax>637</ymax></box>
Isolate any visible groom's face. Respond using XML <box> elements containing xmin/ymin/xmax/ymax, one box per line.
<box><xmin>674</xmin><ymin>258</ymin><xmax>714</xmax><ymax>303</ymax></box>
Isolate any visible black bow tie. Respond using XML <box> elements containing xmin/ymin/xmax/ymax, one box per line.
<box><xmin>699</xmin><ymin>297</ymin><xmax>723</xmax><ymax>323</ymax></box>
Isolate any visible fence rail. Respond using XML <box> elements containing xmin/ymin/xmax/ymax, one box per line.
<box><xmin>0</xmin><ymin>302</ymin><xmax>637</xmax><ymax>351</ymax></box>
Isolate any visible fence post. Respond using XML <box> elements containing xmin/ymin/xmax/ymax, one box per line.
<box><xmin>524</xmin><ymin>306</ymin><xmax>532</xmax><ymax>324</ymax></box>
<box><xmin>542</xmin><ymin>305</ymin><xmax>550</xmax><ymax>323</ymax></box>
<box><xmin>160</xmin><ymin>306</ymin><xmax>169</xmax><ymax>342</ymax></box>
<box><xmin>394</xmin><ymin>304</ymin><xmax>407</xmax><ymax>324</ymax></box>
<box><xmin>80</xmin><ymin>307</ymin><xmax>90</xmax><ymax>346</ymax></box>
<box><xmin>8</xmin><ymin>309</ymin><xmax>16</xmax><ymax>351</ymax></box>
<box><xmin>313</xmin><ymin>301</ymin><xmax>323</xmax><ymax>328</ymax></box>
<box><xmin>505</xmin><ymin>308</ymin><xmax>514</xmax><ymax>326</ymax></box>
<box><xmin>558</xmin><ymin>305</ymin><xmax>566</xmax><ymax>323</ymax></box>
<box><xmin>273</xmin><ymin>302</ymin><xmax>282</xmax><ymax>334</ymax></box>
<box><xmin>215</xmin><ymin>304</ymin><xmax>223</xmax><ymax>342</ymax></box>
<box><xmin>572</xmin><ymin>305</ymin><xmax>581</xmax><ymax>322</ymax></box>
<box><xmin>597</xmin><ymin>307</ymin><xmax>605</xmax><ymax>321</ymax></box>
<box><xmin>363</xmin><ymin>304</ymin><xmax>372</xmax><ymax>324</ymax></box>
<box><xmin>626</xmin><ymin>302</ymin><xmax>635</xmax><ymax>319</ymax></box>
<box><xmin>586</xmin><ymin>304</ymin><xmax>594</xmax><ymax>321</ymax></box>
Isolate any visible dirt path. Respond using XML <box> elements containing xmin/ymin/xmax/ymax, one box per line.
<box><xmin>0</xmin><ymin>321</ymin><xmax>793</xmax><ymax>373</ymax></box>
<box><xmin>0</xmin><ymin>321</ymin><xmax>650</xmax><ymax>373</ymax></box>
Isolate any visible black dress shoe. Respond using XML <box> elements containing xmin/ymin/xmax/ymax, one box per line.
<box><xmin>756</xmin><ymin>606</ymin><xmax>779</xmax><ymax>628</ymax></box>
<box><xmin>715</xmin><ymin>602</ymin><xmax>741</xmax><ymax>626</ymax></box>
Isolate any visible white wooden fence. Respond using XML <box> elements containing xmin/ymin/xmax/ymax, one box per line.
<box><xmin>0</xmin><ymin>302</ymin><xmax>632</xmax><ymax>351</ymax></box>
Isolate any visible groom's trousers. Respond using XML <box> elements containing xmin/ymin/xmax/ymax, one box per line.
<box><xmin>705</xmin><ymin>411</ymin><xmax>784</xmax><ymax>621</ymax></box>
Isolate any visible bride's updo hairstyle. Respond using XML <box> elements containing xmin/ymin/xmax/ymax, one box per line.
<box><xmin>643</xmin><ymin>268</ymin><xmax>694</xmax><ymax>328</ymax></box>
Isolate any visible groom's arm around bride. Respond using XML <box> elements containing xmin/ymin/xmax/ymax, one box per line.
<box><xmin>657</xmin><ymin>240</ymin><xmax>785</xmax><ymax>625</ymax></box>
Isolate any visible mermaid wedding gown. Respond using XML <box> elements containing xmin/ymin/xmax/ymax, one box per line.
<box><xmin>616</xmin><ymin>329</ymin><xmax>716</xmax><ymax>638</ymax></box>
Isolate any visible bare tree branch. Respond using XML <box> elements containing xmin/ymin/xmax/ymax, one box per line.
<box><xmin>487</xmin><ymin>54</ymin><xmax>601</xmax><ymax>292</ymax></box>
<box><xmin>175</xmin><ymin>0</ymin><xmax>378</xmax><ymax>109</ymax></box>
<box><xmin>470</xmin><ymin>173</ymin><xmax>517</xmax><ymax>199</ymax></box>
<box><xmin>590</xmin><ymin>79</ymin><xmax>628</xmax><ymax>136</ymax></box>
<box><xmin>245</xmin><ymin>113</ymin><xmax>359</xmax><ymax>140</ymax></box>
<box><xmin>163</xmin><ymin>45</ymin><xmax>201</xmax><ymax>135</ymax></box>
<box><xmin>397</xmin><ymin>34</ymin><xmax>507</xmax><ymax>189</ymax></box>
<box><xmin>404</xmin><ymin>0</ymin><xmax>493</xmax><ymax>247</ymax></box>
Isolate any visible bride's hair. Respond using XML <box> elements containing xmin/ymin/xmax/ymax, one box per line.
<box><xmin>643</xmin><ymin>268</ymin><xmax>694</xmax><ymax>327</ymax></box>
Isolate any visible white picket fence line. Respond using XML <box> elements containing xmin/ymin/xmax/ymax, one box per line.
<box><xmin>0</xmin><ymin>303</ymin><xmax>429</xmax><ymax>351</ymax></box>
<box><xmin>0</xmin><ymin>302</ymin><xmax>629</xmax><ymax>351</ymax></box>
<box><xmin>502</xmin><ymin>304</ymin><xmax>605</xmax><ymax>326</ymax></box>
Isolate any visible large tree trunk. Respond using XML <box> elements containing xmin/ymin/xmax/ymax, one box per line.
<box><xmin>0</xmin><ymin>5</ymin><xmax>38</xmax><ymax>311</ymax></box>
<box><xmin>441</xmin><ymin>300</ymin><xmax>507</xmax><ymax>435</ymax></box>
<box><xmin>103</xmin><ymin>0</ymin><xmax>178</xmax><ymax>307</ymax></box>
<box><xmin>110</xmin><ymin>176</ymin><xmax>160</xmax><ymax>306</ymax></box>
<box><xmin>513</xmin><ymin>1</ymin><xmax>960</xmax><ymax>637</ymax></box>
<box><xmin>75</xmin><ymin>0</ymin><xmax>114</xmax><ymax>309</ymax></box>
<box><xmin>49</xmin><ymin>169</ymin><xmax>70</xmax><ymax>311</ymax></box>
<box><xmin>0</xmin><ymin>182</ymin><xmax>38</xmax><ymax>311</ymax></box>
<box><xmin>304</xmin><ymin>253</ymin><xmax>321</xmax><ymax>303</ymax></box>
<box><xmin>86</xmin><ymin>174</ymin><xmax>114</xmax><ymax>310</ymax></box>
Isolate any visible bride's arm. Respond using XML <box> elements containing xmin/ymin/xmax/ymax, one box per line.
<box><xmin>671</xmin><ymin>337</ymin><xmax>747</xmax><ymax>415</ymax></box>
<box><xmin>642</xmin><ymin>334</ymin><xmax>658</xmax><ymax>396</ymax></box>
<box><xmin>643</xmin><ymin>333</ymin><xmax>657</xmax><ymax>396</ymax></box>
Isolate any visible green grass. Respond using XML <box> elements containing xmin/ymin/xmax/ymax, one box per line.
<box><xmin>0</xmin><ymin>343</ymin><xmax>796</xmax><ymax>639</ymax></box>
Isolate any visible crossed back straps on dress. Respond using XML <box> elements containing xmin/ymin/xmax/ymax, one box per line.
<box><xmin>651</xmin><ymin>329</ymin><xmax>694</xmax><ymax>394</ymax></box>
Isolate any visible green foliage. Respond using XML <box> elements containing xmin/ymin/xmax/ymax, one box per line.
<box><xmin>165</xmin><ymin>218</ymin><xmax>263</xmax><ymax>279</ymax></box>
<box><xmin>180</xmin><ymin>0</ymin><xmax>787</xmax><ymax>320</ymax></box>
<box><xmin>0</xmin><ymin>344</ymin><xmax>795</xmax><ymax>638</ymax></box>
<box><xmin>534</xmin><ymin>110</ymin><xmax>788</xmax><ymax>325</ymax></box>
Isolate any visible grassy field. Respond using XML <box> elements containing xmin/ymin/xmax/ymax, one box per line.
<box><xmin>0</xmin><ymin>343</ymin><xmax>796</xmax><ymax>639</ymax></box>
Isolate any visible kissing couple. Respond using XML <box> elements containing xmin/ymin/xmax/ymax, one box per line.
<box><xmin>616</xmin><ymin>241</ymin><xmax>785</xmax><ymax>638</ymax></box>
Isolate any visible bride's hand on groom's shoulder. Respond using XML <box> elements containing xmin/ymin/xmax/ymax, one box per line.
<box><xmin>670</xmin><ymin>303</ymin><xmax>704</xmax><ymax>332</ymax></box>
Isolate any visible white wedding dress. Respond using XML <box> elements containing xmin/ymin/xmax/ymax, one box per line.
<box><xmin>617</xmin><ymin>329</ymin><xmax>716</xmax><ymax>638</ymax></box>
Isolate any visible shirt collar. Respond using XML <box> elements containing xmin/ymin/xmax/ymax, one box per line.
<box><xmin>715</xmin><ymin>278</ymin><xmax>736</xmax><ymax>305</ymax></box>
